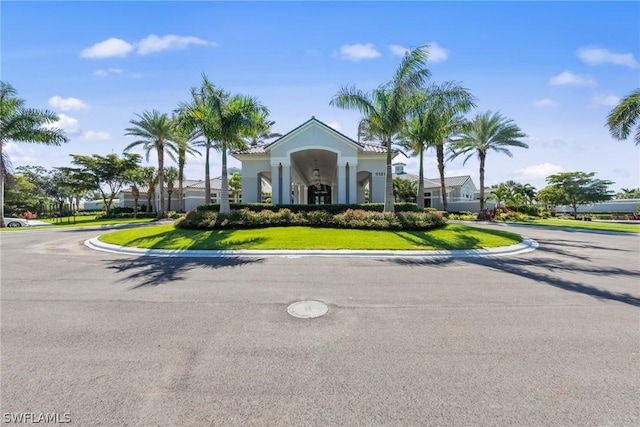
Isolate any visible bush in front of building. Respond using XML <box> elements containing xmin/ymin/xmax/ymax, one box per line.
<box><xmin>175</xmin><ymin>208</ymin><xmax>446</xmax><ymax>231</ymax></box>
<box><xmin>195</xmin><ymin>202</ymin><xmax>420</xmax><ymax>214</ymax></box>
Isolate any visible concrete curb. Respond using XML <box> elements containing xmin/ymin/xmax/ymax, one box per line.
<box><xmin>84</xmin><ymin>237</ymin><xmax>539</xmax><ymax>259</ymax></box>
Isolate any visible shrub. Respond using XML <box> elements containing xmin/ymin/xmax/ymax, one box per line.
<box><xmin>195</xmin><ymin>202</ymin><xmax>419</xmax><ymax>214</ymax></box>
<box><xmin>176</xmin><ymin>207</ymin><xmax>446</xmax><ymax>231</ymax></box>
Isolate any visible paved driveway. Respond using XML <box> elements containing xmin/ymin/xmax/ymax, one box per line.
<box><xmin>1</xmin><ymin>225</ymin><xmax>638</xmax><ymax>426</ymax></box>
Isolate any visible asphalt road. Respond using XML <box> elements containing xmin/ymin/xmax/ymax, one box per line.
<box><xmin>1</xmin><ymin>225</ymin><xmax>638</xmax><ymax>426</ymax></box>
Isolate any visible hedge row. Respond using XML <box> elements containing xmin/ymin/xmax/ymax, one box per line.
<box><xmin>195</xmin><ymin>202</ymin><xmax>420</xmax><ymax>214</ymax></box>
<box><xmin>176</xmin><ymin>208</ymin><xmax>446</xmax><ymax>231</ymax></box>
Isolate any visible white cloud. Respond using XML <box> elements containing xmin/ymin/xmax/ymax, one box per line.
<box><xmin>389</xmin><ymin>43</ymin><xmax>448</xmax><ymax>62</ymax></box>
<box><xmin>339</xmin><ymin>43</ymin><xmax>381</xmax><ymax>61</ymax></box>
<box><xmin>577</xmin><ymin>47</ymin><xmax>639</xmax><ymax>68</ymax></box>
<box><xmin>94</xmin><ymin>68</ymin><xmax>124</xmax><ymax>77</ymax></box>
<box><xmin>590</xmin><ymin>95</ymin><xmax>620</xmax><ymax>107</ymax></box>
<box><xmin>549</xmin><ymin>70</ymin><xmax>596</xmax><ymax>87</ymax></box>
<box><xmin>81</xmin><ymin>38</ymin><xmax>134</xmax><ymax>58</ymax></box>
<box><xmin>389</xmin><ymin>44</ymin><xmax>409</xmax><ymax>56</ymax></box>
<box><xmin>47</xmin><ymin>114</ymin><xmax>80</xmax><ymax>134</ymax></box>
<box><xmin>137</xmin><ymin>34</ymin><xmax>212</xmax><ymax>55</ymax></box>
<box><xmin>81</xmin><ymin>130</ymin><xmax>111</xmax><ymax>141</ymax></box>
<box><xmin>515</xmin><ymin>163</ymin><xmax>563</xmax><ymax>180</ymax></box>
<box><xmin>48</xmin><ymin>96</ymin><xmax>90</xmax><ymax>111</ymax></box>
<box><xmin>326</xmin><ymin>121</ymin><xmax>342</xmax><ymax>131</ymax></box>
<box><xmin>534</xmin><ymin>98</ymin><xmax>559</xmax><ymax>107</ymax></box>
<box><xmin>3</xmin><ymin>142</ymin><xmax>38</xmax><ymax>165</ymax></box>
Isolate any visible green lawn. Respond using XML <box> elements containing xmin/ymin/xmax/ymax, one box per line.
<box><xmin>98</xmin><ymin>224</ymin><xmax>522</xmax><ymax>251</ymax></box>
<box><xmin>0</xmin><ymin>216</ymin><xmax>158</xmax><ymax>230</ymax></box>
<box><xmin>506</xmin><ymin>218</ymin><xmax>640</xmax><ymax>234</ymax></box>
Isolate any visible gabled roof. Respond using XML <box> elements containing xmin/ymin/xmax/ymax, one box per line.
<box><xmin>395</xmin><ymin>174</ymin><xmax>475</xmax><ymax>190</ymax></box>
<box><xmin>233</xmin><ymin>116</ymin><xmax>390</xmax><ymax>155</ymax></box>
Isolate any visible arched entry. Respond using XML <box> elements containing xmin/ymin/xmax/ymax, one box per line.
<box><xmin>290</xmin><ymin>149</ymin><xmax>338</xmax><ymax>205</ymax></box>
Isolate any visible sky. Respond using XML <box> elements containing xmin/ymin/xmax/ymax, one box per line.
<box><xmin>2</xmin><ymin>0</ymin><xmax>639</xmax><ymax>193</ymax></box>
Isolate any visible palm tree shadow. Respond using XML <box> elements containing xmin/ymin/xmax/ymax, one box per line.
<box><xmin>106</xmin><ymin>256</ymin><xmax>265</xmax><ymax>289</ymax></box>
<box><xmin>381</xmin><ymin>255</ymin><xmax>640</xmax><ymax>307</ymax></box>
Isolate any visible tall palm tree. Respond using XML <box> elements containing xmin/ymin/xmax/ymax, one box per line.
<box><xmin>140</xmin><ymin>166</ymin><xmax>157</xmax><ymax>212</ymax></box>
<box><xmin>449</xmin><ymin>111</ymin><xmax>528</xmax><ymax>217</ymax></box>
<box><xmin>607</xmin><ymin>88</ymin><xmax>640</xmax><ymax>146</ymax></box>
<box><xmin>330</xmin><ymin>46</ymin><xmax>431</xmax><ymax>212</ymax></box>
<box><xmin>177</xmin><ymin>74</ymin><xmax>264</xmax><ymax>214</ymax></box>
<box><xmin>245</xmin><ymin>111</ymin><xmax>282</xmax><ymax>147</ymax></box>
<box><xmin>164</xmin><ymin>166</ymin><xmax>179</xmax><ymax>212</ymax></box>
<box><xmin>124</xmin><ymin>110</ymin><xmax>177</xmax><ymax>218</ymax></box>
<box><xmin>171</xmin><ymin>122</ymin><xmax>201</xmax><ymax>212</ymax></box>
<box><xmin>0</xmin><ymin>81</ymin><xmax>68</xmax><ymax>226</ymax></box>
<box><xmin>401</xmin><ymin>81</ymin><xmax>475</xmax><ymax>210</ymax></box>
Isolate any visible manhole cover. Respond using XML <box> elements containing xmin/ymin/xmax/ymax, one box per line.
<box><xmin>287</xmin><ymin>300</ymin><xmax>328</xmax><ymax>319</ymax></box>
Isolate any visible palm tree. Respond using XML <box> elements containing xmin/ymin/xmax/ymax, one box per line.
<box><xmin>177</xmin><ymin>74</ymin><xmax>264</xmax><ymax>214</ymax></box>
<box><xmin>449</xmin><ymin>111</ymin><xmax>528</xmax><ymax>218</ymax></box>
<box><xmin>330</xmin><ymin>46</ymin><xmax>431</xmax><ymax>212</ymax></box>
<box><xmin>126</xmin><ymin>166</ymin><xmax>145</xmax><ymax>218</ymax></box>
<box><xmin>170</xmin><ymin>122</ymin><xmax>201</xmax><ymax>212</ymax></box>
<box><xmin>164</xmin><ymin>166</ymin><xmax>179</xmax><ymax>212</ymax></box>
<box><xmin>401</xmin><ymin>81</ymin><xmax>475</xmax><ymax>210</ymax></box>
<box><xmin>245</xmin><ymin>111</ymin><xmax>282</xmax><ymax>147</ymax></box>
<box><xmin>488</xmin><ymin>183</ymin><xmax>509</xmax><ymax>209</ymax></box>
<box><xmin>393</xmin><ymin>177</ymin><xmax>417</xmax><ymax>202</ymax></box>
<box><xmin>0</xmin><ymin>81</ymin><xmax>68</xmax><ymax>226</ymax></box>
<box><xmin>607</xmin><ymin>88</ymin><xmax>640</xmax><ymax>146</ymax></box>
<box><xmin>124</xmin><ymin>110</ymin><xmax>177</xmax><ymax>218</ymax></box>
<box><xmin>140</xmin><ymin>166</ymin><xmax>157</xmax><ymax>212</ymax></box>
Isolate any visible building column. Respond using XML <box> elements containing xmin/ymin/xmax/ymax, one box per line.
<box><xmin>271</xmin><ymin>164</ymin><xmax>280</xmax><ymax>205</ymax></box>
<box><xmin>281</xmin><ymin>162</ymin><xmax>291</xmax><ymax>204</ymax></box>
<box><xmin>348</xmin><ymin>162</ymin><xmax>357</xmax><ymax>204</ymax></box>
<box><xmin>337</xmin><ymin>163</ymin><xmax>346</xmax><ymax>204</ymax></box>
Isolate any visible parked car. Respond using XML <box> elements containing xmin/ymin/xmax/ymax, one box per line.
<box><xmin>3</xmin><ymin>217</ymin><xmax>30</xmax><ymax>227</ymax></box>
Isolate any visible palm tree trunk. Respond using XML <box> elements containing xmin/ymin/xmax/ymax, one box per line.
<box><xmin>220</xmin><ymin>143</ymin><xmax>230</xmax><ymax>214</ymax></box>
<box><xmin>178</xmin><ymin>160</ymin><xmax>184</xmax><ymax>212</ymax></box>
<box><xmin>479</xmin><ymin>153</ymin><xmax>486</xmax><ymax>214</ymax></box>
<box><xmin>204</xmin><ymin>140</ymin><xmax>211</xmax><ymax>204</ymax></box>
<box><xmin>417</xmin><ymin>148</ymin><xmax>425</xmax><ymax>210</ymax></box>
<box><xmin>167</xmin><ymin>189</ymin><xmax>172</xmax><ymax>212</ymax></box>
<box><xmin>384</xmin><ymin>138</ymin><xmax>395</xmax><ymax>213</ymax></box>
<box><xmin>157</xmin><ymin>145</ymin><xmax>165</xmax><ymax>218</ymax></box>
<box><xmin>437</xmin><ymin>143</ymin><xmax>447</xmax><ymax>212</ymax></box>
<box><xmin>133</xmin><ymin>186</ymin><xmax>139</xmax><ymax>218</ymax></box>
<box><xmin>0</xmin><ymin>141</ymin><xmax>5</xmax><ymax>227</ymax></box>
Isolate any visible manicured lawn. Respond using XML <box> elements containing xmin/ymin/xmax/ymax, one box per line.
<box><xmin>98</xmin><ymin>224</ymin><xmax>522</xmax><ymax>250</ymax></box>
<box><xmin>0</xmin><ymin>216</ymin><xmax>157</xmax><ymax>230</ymax></box>
<box><xmin>506</xmin><ymin>218</ymin><xmax>640</xmax><ymax>234</ymax></box>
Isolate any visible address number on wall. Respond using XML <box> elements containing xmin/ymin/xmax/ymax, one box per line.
<box><xmin>374</xmin><ymin>172</ymin><xmax>386</xmax><ymax>177</ymax></box>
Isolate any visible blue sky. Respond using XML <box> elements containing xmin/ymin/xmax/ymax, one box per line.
<box><xmin>3</xmin><ymin>1</ymin><xmax>639</xmax><ymax>192</ymax></box>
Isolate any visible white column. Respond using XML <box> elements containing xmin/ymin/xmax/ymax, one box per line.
<box><xmin>281</xmin><ymin>162</ymin><xmax>291</xmax><ymax>204</ymax></box>
<box><xmin>337</xmin><ymin>163</ymin><xmax>346</xmax><ymax>204</ymax></box>
<box><xmin>271</xmin><ymin>164</ymin><xmax>280</xmax><ymax>205</ymax></box>
<box><xmin>347</xmin><ymin>163</ymin><xmax>357</xmax><ymax>204</ymax></box>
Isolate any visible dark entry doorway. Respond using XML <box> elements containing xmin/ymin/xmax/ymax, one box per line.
<box><xmin>308</xmin><ymin>184</ymin><xmax>332</xmax><ymax>205</ymax></box>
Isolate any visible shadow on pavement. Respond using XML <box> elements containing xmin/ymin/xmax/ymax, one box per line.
<box><xmin>106</xmin><ymin>256</ymin><xmax>265</xmax><ymax>289</ymax></box>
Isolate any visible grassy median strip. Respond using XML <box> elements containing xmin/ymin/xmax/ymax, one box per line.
<box><xmin>507</xmin><ymin>219</ymin><xmax>640</xmax><ymax>234</ymax></box>
<box><xmin>98</xmin><ymin>224</ymin><xmax>522</xmax><ymax>251</ymax></box>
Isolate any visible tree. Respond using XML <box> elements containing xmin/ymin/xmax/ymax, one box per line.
<box><xmin>60</xmin><ymin>153</ymin><xmax>142</xmax><ymax>214</ymax></box>
<box><xmin>164</xmin><ymin>166</ymin><xmax>179</xmax><ymax>212</ymax></box>
<box><xmin>125</xmin><ymin>166</ymin><xmax>145</xmax><ymax>218</ymax></box>
<box><xmin>545</xmin><ymin>171</ymin><xmax>615</xmax><ymax>217</ymax></box>
<box><xmin>124</xmin><ymin>110</ymin><xmax>178</xmax><ymax>218</ymax></box>
<box><xmin>140</xmin><ymin>166</ymin><xmax>157</xmax><ymax>212</ymax></box>
<box><xmin>401</xmin><ymin>81</ymin><xmax>475</xmax><ymax>210</ymax></box>
<box><xmin>488</xmin><ymin>183</ymin><xmax>510</xmax><ymax>208</ymax></box>
<box><xmin>177</xmin><ymin>74</ymin><xmax>264</xmax><ymax>214</ymax></box>
<box><xmin>616</xmin><ymin>188</ymin><xmax>640</xmax><ymax>199</ymax></box>
<box><xmin>0</xmin><ymin>81</ymin><xmax>68</xmax><ymax>226</ymax></box>
<box><xmin>448</xmin><ymin>111</ymin><xmax>528</xmax><ymax>218</ymax></box>
<box><xmin>330</xmin><ymin>46</ymin><xmax>431</xmax><ymax>212</ymax></box>
<box><xmin>171</xmin><ymin>123</ymin><xmax>201</xmax><ymax>212</ymax></box>
<box><xmin>536</xmin><ymin>185</ymin><xmax>566</xmax><ymax>214</ymax></box>
<box><xmin>606</xmin><ymin>88</ymin><xmax>640</xmax><ymax>146</ymax></box>
<box><xmin>229</xmin><ymin>171</ymin><xmax>242</xmax><ymax>202</ymax></box>
<box><xmin>393</xmin><ymin>177</ymin><xmax>417</xmax><ymax>203</ymax></box>
<box><xmin>245</xmin><ymin>111</ymin><xmax>282</xmax><ymax>147</ymax></box>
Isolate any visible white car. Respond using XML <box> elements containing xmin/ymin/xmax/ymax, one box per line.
<box><xmin>3</xmin><ymin>217</ymin><xmax>30</xmax><ymax>228</ymax></box>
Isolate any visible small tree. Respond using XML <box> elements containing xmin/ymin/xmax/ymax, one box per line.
<box><xmin>545</xmin><ymin>171</ymin><xmax>615</xmax><ymax>218</ymax></box>
<box><xmin>164</xmin><ymin>166</ymin><xmax>179</xmax><ymax>212</ymax></box>
<box><xmin>229</xmin><ymin>171</ymin><xmax>242</xmax><ymax>202</ymax></box>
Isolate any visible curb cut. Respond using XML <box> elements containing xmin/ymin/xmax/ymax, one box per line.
<box><xmin>84</xmin><ymin>237</ymin><xmax>539</xmax><ymax>259</ymax></box>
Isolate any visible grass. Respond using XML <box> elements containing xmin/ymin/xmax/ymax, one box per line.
<box><xmin>98</xmin><ymin>224</ymin><xmax>523</xmax><ymax>251</ymax></box>
<box><xmin>505</xmin><ymin>218</ymin><xmax>640</xmax><ymax>234</ymax></box>
<box><xmin>1</xmin><ymin>216</ymin><xmax>157</xmax><ymax>230</ymax></box>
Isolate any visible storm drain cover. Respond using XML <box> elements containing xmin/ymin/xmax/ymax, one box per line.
<box><xmin>287</xmin><ymin>300</ymin><xmax>328</xmax><ymax>319</ymax></box>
